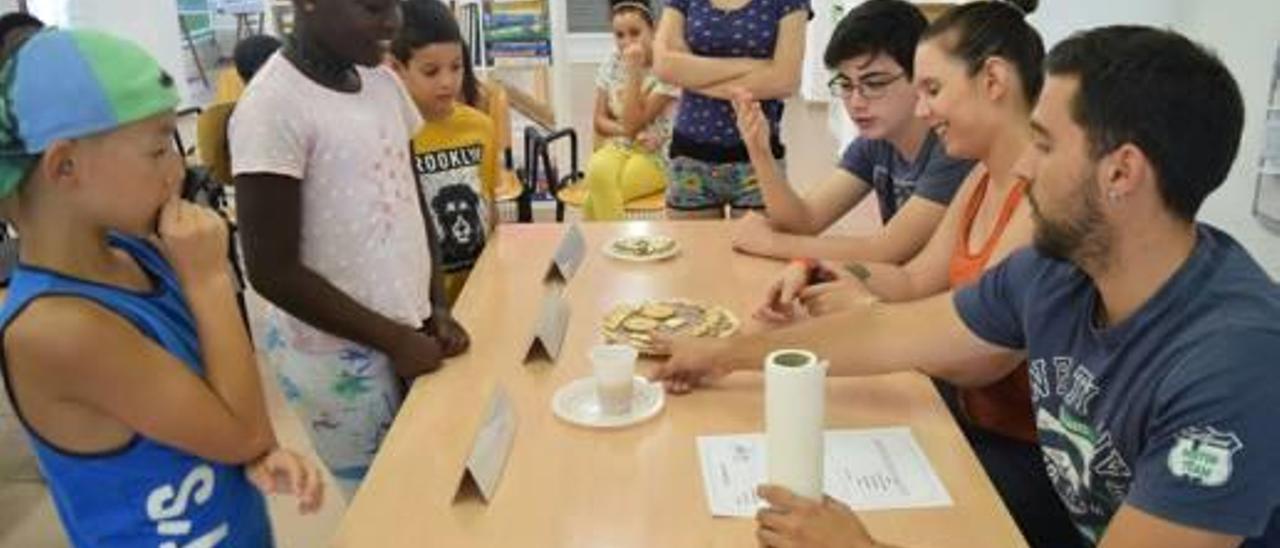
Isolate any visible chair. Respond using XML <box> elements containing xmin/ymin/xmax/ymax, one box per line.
<box><xmin>196</xmin><ymin>102</ymin><xmax>237</xmax><ymax>186</ymax></box>
<box><xmin>551</xmin><ymin>131</ymin><xmax>667</xmax><ymax>221</ymax></box>
<box><xmin>522</xmin><ymin>126</ymin><xmax>583</xmax><ymax>223</ymax></box>
<box><xmin>553</xmin><ymin>180</ymin><xmax>666</xmax><ymax>221</ymax></box>
<box><xmin>481</xmin><ymin>80</ymin><xmax>525</xmax><ymax>219</ymax></box>
<box><xmin>172</xmin><ymin>107</ymin><xmax>203</xmax><ymax>161</ymax></box>
<box><xmin>214</xmin><ymin>66</ymin><xmax>246</xmax><ymax>105</ymax></box>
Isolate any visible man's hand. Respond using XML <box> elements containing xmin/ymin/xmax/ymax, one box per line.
<box><xmin>756</xmin><ymin>485</ymin><xmax>880</xmax><ymax>548</ymax></box>
<box><xmin>648</xmin><ymin>335</ymin><xmax>735</xmax><ymax>394</ymax></box>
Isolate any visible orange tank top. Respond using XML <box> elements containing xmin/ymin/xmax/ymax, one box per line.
<box><xmin>948</xmin><ymin>172</ymin><xmax>1036</xmax><ymax>443</ymax></box>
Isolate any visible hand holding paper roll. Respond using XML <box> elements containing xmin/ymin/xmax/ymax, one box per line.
<box><xmin>755</xmin><ymin>485</ymin><xmax>879</xmax><ymax>548</ymax></box>
<box><xmin>765</xmin><ymin>349</ymin><xmax>827</xmax><ymax>501</ymax></box>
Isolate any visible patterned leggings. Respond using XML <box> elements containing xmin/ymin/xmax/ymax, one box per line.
<box><xmin>247</xmin><ymin>293</ymin><xmax>405</xmax><ymax>500</ymax></box>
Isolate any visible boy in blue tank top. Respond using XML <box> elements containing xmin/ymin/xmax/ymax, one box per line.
<box><xmin>0</xmin><ymin>30</ymin><xmax>323</xmax><ymax>546</ymax></box>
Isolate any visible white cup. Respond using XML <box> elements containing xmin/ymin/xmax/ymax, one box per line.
<box><xmin>590</xmin><ymin>344</ymin><xmax>638</xmax><ymax>416</ymax></box>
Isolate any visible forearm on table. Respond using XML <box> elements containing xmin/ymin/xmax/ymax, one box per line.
<box><xmin>920</xmin><ymin>352</ymin><xmax>1025</xmax><ymax>389</ymax></box>
<box><xmin>853</xmin><ymin>262</ymin><xmax>930</xmax><ymax>303</ymax></box>
<box><xmin>724</xmin><ymin>303</ymin><xmax>926</xmax><ymax>377</ymax></box>
<box><xmin>771</xmin><ymin>232</ymin><xmax>916</xmax><ymax>264</ymax></box>
<box><xmin>750</xmin><ymin>151</ymin><xmax>819</xmax><ymax>234</ymax></box>
<box><xmin>725</xmin><ymin>295</ymin><xmax>1009</xmax><ymax>380</ymax></box>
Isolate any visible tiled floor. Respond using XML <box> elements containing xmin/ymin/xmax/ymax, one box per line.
<box><xmin>0</xmin><ymin>65</ymin><xmax>875</xmax><ymax>547</ymax></box>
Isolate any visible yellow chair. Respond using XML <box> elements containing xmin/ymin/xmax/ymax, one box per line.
<box><xmin>554</xmin><ymin>181</ymin><xmax>666</xmax><ymax>220</ymax></box>
<box><xmin>554</xmin><ymin>128</ymin><xmax>667</xmax><ymax>220</ymax></box>
<box><xmin>196</xmin><ymin>102</ymin><xmax>237</xmax><ymax>186</ymax></box>
<box><xmin>214</xmin><ymin>67</ymin><xmax>246</xmax><ymax>104</ymax></box>
<box><xmin>482</xmin><ymin>81</ymin><xmax>523</xmax><ymax>204</ymax></box>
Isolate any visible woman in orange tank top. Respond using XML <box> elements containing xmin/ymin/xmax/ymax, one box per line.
<box><xmin>757</xmin><ymin>2</ymin><xmax>1082</xmax><ymax>545</ymax></box>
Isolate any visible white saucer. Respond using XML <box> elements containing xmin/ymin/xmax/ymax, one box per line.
<box><xmin>552</xmin><ymin>376</ymin><xmax>665</xmax><ymax>429</ymax></box>
<box><xmin>602</xmin><ymin>236</ymin><xmax>680</xmax><ymax>262</ymax></box>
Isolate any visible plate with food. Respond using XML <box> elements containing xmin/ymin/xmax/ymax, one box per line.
<box><xmin>603</xmin><ymin>235</ymin><xmax>679</xmax><ymax>262</ymax></box>
<box><xmin>601</xmin><ymin>298</ymin><xmax>740</xmax><ymax>355</ymax></box>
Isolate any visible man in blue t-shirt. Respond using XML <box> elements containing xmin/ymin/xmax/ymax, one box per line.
<box><xmin>655</xmin><ymin>26</ymin><xmax>1280</xmax><ymax>547</ymax></box>
<box><xmin>731</xmin><ymin>0</ymin><xmax>973</xmax><ymax>264</ymax></box>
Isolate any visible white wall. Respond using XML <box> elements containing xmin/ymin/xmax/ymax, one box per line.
<box><xmin>54</xmin><ymin>0</ymin><xmax>193</xmax><ymax>106</ymax></box>
<box><xmin>1028</xmin><ymin>0</ymin><xmax>1185</xmax><ymax>50</ymax></box>
<box><xmin>26</xmin><ymin>0</ymin><xmax>66</xmax><ymax>25</ymax></box>
<box><xmin>1178</xmin><ymin>0</ymin><xmax>1280</xmax><ymax>277</ymax></box>
<box><xmin>0</xmin><ymin>0</ymin><xmax>20</xmax><ymax>14</ymax></box>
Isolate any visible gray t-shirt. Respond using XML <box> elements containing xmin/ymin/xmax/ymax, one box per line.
<box><xmin>955</xmin><ymin>225</ymin><xmax>1280</xmax><ymax>546</ymax></box>
<box><xmin>838</xmin><ymin>131</ymin><xmax>973</xmax><ymax>222</ymax></box>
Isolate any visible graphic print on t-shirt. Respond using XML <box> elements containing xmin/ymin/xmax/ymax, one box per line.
<box><xmin>414</xmin><ymin>144</ymin><xmax>488</xmax><ymax>272</ymax></box>
<box><xmin>1030</xmin><ymin>356</ymin><xmax>1132</xmax><ymax>544</ymax></box>
<box><xmin>871</xmin><ymin>164</ymin><xmax>916</xmax><ymax>219</ymax></box>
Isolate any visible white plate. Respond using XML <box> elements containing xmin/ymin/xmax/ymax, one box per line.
<box><xmin>552</xmin><ymin>376</ymin><xmax>665</xmax><ymax>429</ymax></box>
<box><xmin>602</xmin><ymin>236</ymin><xmax>680</xmax><ymax>262</ymax></box>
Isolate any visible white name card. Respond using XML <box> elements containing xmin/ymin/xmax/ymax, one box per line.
<box><xmin>456</xmin><ymin>384</ymin><xmax>518</xmax><ymax>503</ymax></box>
<box><xmin>523</xmin><ymin>290</ymin><xmax>570</xmax><ymax>364</ymax></box>
<box><xmin>546</xmin><ymin>223</ymin><xmax>586</xmax><ymax>283</ymax></box>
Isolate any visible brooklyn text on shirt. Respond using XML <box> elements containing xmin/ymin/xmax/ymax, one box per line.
<box><xmin>414</xmin><ymin>145</ymin><xmax>484</xmax><ymax>174</ymax></box>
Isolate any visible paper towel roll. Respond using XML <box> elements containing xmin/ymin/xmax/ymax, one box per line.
<box><xmin>765</xmin><ymin>349</ymin><xmax>827</xmax><ymax>501</ymax></box>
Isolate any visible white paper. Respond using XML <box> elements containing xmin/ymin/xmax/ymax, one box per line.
<box><xmin>765</xmin><ymin>351</ymin><xmax>826</xmax><ymax>500</ymax></box>
<box><xmin>697</xmin><ymin>427</ymin><xmax>953</xmax><ymax>518</ymax></box>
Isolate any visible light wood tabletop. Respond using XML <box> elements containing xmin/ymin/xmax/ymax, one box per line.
<box><xmin>334</xmin><ymin>221</ymin><xmax>1027</xmax><ymax>548</ymax></box>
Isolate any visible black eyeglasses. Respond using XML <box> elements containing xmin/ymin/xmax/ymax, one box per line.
<box><xmin>827</xmin><ymin>72</ymin><xmax>907</xmax><ymax>100</ymax></box>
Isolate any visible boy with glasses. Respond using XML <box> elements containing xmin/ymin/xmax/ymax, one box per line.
<box><xmin>731</xmin><ymin>0</ymin><xmax>973</xmax><ymax>264</ymax></box>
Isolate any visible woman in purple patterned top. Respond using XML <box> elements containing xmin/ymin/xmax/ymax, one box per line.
<box><xmin>652</xmin><ymin>0</ymin><xmax>811</xmax><ymax>219</ymax></box>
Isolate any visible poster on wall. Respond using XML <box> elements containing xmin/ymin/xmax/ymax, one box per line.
<box><xmin>213</xmin><ymin>0</ymin><xmax>263</xmax><ymax>15</ymax></box>
<box><xmin>1252</xmin><ymin>42</ymin><xmax>1280</xmax><ymax>232</ymax></box>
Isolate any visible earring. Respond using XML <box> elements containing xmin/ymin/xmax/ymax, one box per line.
<box><xmin>304</xmin><ymin>2</ymin><xmax>315</xmax><ymax>12</ymax></box>
<box><xmin>1107</xmin><ymin>189</ymin><xmax>1120</xmax><ymax>203</ymax></box>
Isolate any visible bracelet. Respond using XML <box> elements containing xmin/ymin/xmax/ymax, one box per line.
<box><xmin>790</xmin><ymin>257</ymin><xmax>818</xmax><ymax>271</ymax></box>
<box><xmin>791</xmin><ymin>257</ymin><xmax>823</xmax><ymax>285</ymax></box>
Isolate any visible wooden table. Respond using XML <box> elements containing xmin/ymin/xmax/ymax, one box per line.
<box><xmin>334</xmin><ymin>221</ymin><xmax>1026</xmax><ymax>548</ymax></box>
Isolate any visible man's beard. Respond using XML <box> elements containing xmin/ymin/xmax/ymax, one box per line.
<box><xmin>1031</xmin><ymin>175</ymin><xmax>1111</xmax><ymax>269</ymax></box>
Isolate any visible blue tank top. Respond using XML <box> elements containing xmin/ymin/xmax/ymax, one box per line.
<box><xmin>0</xmin><ymin>234</ymin><xmax>272</xmax><ymax>547</ymax></box>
